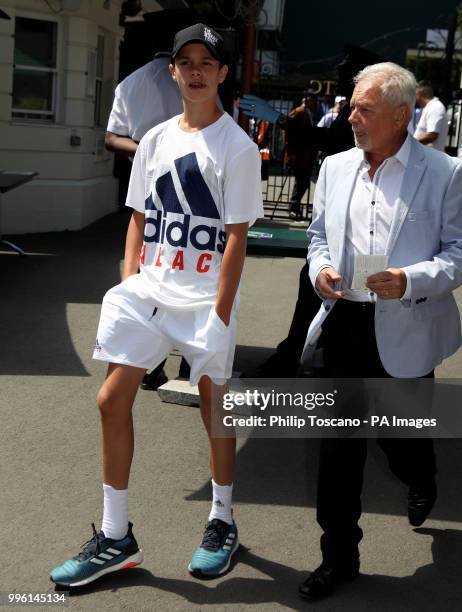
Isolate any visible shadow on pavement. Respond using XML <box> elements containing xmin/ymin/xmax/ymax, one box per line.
<box><xmin>185</xmin><ymin>438</ymin><xmax>462</xmax><ymax>523</ymax></box>
<box><xmin>0</xmin><ymin>213</ymin><xmax>128</xmax><ymax>376</ymax></box>
<box><xmin>62</xmin><ymin>530</ymin><xmax>462</xmax><ymax>611</ymax></box>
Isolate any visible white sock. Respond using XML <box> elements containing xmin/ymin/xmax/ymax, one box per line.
<box><xmin>208</xmin><ymin>479</ymin><xmax>233</xmax><ymax>525</ymax></box>
<box><xmin>101</xmin><ymin>483</ymin><xmax>129</xmax><ymax>540</ymax></box>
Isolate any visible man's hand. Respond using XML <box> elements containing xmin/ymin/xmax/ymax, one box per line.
<box><xmin>315</xmin><ymin>267</ymin><xmax>345</xmax><ymax>300</ymax></box>
<box><xmin>239</xmin><ymin>94</ymin><xmax>281</xmax><ymax>124</ymax></box>
<box><xmin>366</xmin><ymin>268</ymin><xmax>407</xmax><ymax>299</ymax></box>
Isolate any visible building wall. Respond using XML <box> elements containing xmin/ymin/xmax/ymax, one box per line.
<box><xmin>0</xmin><ymin>0</ymin><xmax>122</xmax><ymax>234</ymax></box>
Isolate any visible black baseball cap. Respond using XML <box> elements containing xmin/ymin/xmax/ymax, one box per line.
<box><xmin>171</xmin><ymin>23</ymin><xmax>225</xmax><ymax>64</ymax></box>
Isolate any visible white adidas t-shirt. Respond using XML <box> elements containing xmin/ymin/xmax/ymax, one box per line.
<box><xmin>125</xmin><ymin>112</ymin><xmax>264</xmax><ymax>309</ymax></box>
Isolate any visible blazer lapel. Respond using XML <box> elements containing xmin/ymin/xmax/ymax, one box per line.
<box><xmin>334</xmin><ymin>150</ymin><xmax>363</xmax><ymax>271</ymax></box>
<box><xmin>386</xmin><ymin>139</ymin><xmax>427</xmax><ymax>255</ymax></box>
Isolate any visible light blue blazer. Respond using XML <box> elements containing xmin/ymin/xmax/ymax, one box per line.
<box><xmin>302</xmin><ymin>137</ymin><xmax>462</xmax><ymax>377</ymax></box>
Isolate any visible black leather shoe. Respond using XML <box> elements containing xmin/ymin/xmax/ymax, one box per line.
<box><xmin>408</xmin><ymin>482</ymin><xmax>437</xmax><ymax>526</ymax></box>
<box><xmin>299</xmin><ymin>563</ymin><xmax>359</xmax><ymax>600</ymax></box>
<box><xmin>140</xmin><ymin>369</ymin><xmax>168</xmax><ymax>391</ymax></box>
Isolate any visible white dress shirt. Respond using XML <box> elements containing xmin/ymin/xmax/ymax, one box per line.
<box><xmin>343</xmin><ymin>134</ymin><xmax>412</xmax><ymax>302</ymax></box>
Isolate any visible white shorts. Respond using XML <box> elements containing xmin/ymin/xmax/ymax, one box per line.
<box><xmin>92</xmin><ymin>281</ymin><xmax>237</xmax><ymax>385</ymax></box>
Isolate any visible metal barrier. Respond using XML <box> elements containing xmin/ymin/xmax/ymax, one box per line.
<box><xmin>249</xmin><ymin>97</ymin><xmax>315</xmax><ymax>222</ymax></box>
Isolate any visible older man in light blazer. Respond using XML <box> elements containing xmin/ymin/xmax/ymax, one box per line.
<box><xmin>299</xmin><ymin>62</ymin><xmax>462</xmax><ymax>601</ymax></box>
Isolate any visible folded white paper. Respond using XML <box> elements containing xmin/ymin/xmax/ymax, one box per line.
<box><xmin>352</xmin><ymin>255</ymin><xmax>389</xmax><ymax>291</ymax></box>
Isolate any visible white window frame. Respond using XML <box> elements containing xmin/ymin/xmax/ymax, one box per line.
<box><xmin>12</xmin><ymin>11</ymin><xmax>63</xmax><ymax>124</ymax></box>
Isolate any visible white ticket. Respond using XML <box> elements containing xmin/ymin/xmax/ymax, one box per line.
<box><xmin>352</xmin><ymin>255</ymin><xmax>389</xmax><ymax>291</ymax></box>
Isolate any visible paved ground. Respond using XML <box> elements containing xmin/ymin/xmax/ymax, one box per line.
<box><xmin>1</xmin><ymin>211</ymin><xmax>462</xmax><ymax>611</ymax></box>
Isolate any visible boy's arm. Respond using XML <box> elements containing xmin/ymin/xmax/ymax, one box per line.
<box><xmin>215</xmin><ymin>222</ymin><xmax>248</xmax><ymax>326</ymax></box>
<box><xmin>122</xmin><ymin>211</ymin><xmax>145</xmax><ymax>280</ymax></box>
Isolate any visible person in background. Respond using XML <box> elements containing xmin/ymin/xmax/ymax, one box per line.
<box><xmin>414</xmin><ymin>80</ymin><xmax>448</xmax><ymax>152</ymax></box>
<box><xmin>286</xmin><ymin>95</ymin><xmax>318</xmax><ymax>219</ymax></box>
<box><xmin>317</xmin><ymin>96</ymin><xmax>347</xmax><ymax>129</ymax></box>
<box><xmin>105</xmin><ymin>53</ymin><xmax>183</xmax><ymax>158</ymax></box>
<box><xmin>232</xmin><ymin>92</ymin><xmax>241</xmax><ymax>122</ymax></box>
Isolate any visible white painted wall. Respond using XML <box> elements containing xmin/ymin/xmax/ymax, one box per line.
<box><xmin>0</xmin><ymin>0</ymin><xmax>123</xmax><ymax>234</ymax></box>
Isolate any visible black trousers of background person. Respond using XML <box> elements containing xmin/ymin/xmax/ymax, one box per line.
<box><xmin>260</xmin><ymin>263</ymin><xmax>321</xmax><ymax>376</ymax></box>
<box><xmin>316</xmin><ymin>299</ymin><xmax>437</xmax><ymax>569</ymax></box>
<box><xmin>289</xmin><ymin>172</ymin><xmax>312</xmax><ymax>216</ymax></box>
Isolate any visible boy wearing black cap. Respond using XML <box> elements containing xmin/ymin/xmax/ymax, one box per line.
<box><xmin>50</xmin><ymin>24</ymin><xmax>263</xmax><ymax>587</ymax></box>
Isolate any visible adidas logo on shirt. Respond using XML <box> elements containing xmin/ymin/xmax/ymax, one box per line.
<box><xmin>143</xmin><ymin>152</ymin><xmax>225</xmax><ymax>273</ymax></box>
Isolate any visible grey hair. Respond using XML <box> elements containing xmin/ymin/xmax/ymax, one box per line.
<box><xmin>353</xmin><ymin>62</ymin><xmax>417</xmax><ymax>114</ymax></box>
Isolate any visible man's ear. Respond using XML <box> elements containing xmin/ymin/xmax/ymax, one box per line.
<box><xmin>169</xmin><ymin>63</ymin><xmax>176</xmax><ymax>80</ymax></box>
<box><xmin>218</xmin><ymin>64</ymin><xmax>228</xmax><ymax>84</ymax></box>
<box><xmin>398</xmin><ymin>103</ymin><xmax>409</xmax><ymax>126</ymax></box>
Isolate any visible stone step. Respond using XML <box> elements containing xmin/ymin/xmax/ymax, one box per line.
<box><xmin>157</xmin><ymin>378</ymin><xmax>200</xmax><ymax>407</ymax></box>
<box><xmin>157</xmin><ymin>373</ymin><xmax>245</xmax><ymax>409</ymax></box>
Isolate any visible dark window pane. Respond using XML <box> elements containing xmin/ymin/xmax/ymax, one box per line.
<box><xmin>12</xmin><ymin>69</ymin><xmax>53</xmax><ymax>111</ymax></box>
<box><xmin>94</xmin><ymin>79</ymin><xmax>102</xmax><ymax>126</ymax></box>
<box><xmin>14</xmin><ymin>17</ymin><xmax>57</xmax><ymax>68</ymax></box>
<box><xmin>96</xmin><ymin>34</ymin><xmax>104</xmax><ymax>78</ymax></box>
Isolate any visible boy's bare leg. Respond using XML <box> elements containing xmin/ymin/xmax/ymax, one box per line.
<box><xmin>97</xmin><ymin>363</ymin><xmax>146</xmax><ymax>489</ymax></box>
<box><xmin>49</xmin><ymin>362</ymin><xmax>146</xmax><ymax>585</ymax></box>
<box><xmin>189</xmin><ymin>375</ymin><xmax>238</xmax><ymax>576</ymax></box>
<box><xmin>198</xmin><ymin>375</ymin><xmax>236</xmax><ymax>485</ymax></box>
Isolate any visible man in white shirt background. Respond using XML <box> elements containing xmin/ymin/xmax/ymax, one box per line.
<box><xmin>317</xmin><ymin>96</ymin><xmax>347</xmax><ymax>129</ymax></box>
<box><xmin>105</xmin><ymin>53</ymin><xmax>183</xmax><ymax>158</ymax></box>
<box><xmin>414</xmin><ymin>80</ymin><xmax>449</xmax><ymax>152</ymax></box>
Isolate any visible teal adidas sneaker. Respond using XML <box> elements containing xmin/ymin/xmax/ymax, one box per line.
<box><xmin>188</xmin><ymin>519</ymin><xmax>239</xmax><ymax>577</ymax></box>
<box><xmin>49</xmin><ymin>522</ymin><xmax>143</xmax><ymax>587</ymax></box>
